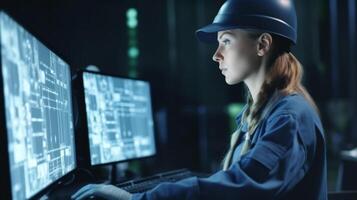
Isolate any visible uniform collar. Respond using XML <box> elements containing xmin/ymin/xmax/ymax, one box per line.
<box><xmin>235</xmin><ymin>90</ymin><xmax>296</xmax><ymax>131</ymax></box>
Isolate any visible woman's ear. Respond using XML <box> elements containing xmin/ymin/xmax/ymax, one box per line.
<box><xmin>257</xmin><ymin>33</ymin><xmax>273</xmax><ymax>56</ymax></box>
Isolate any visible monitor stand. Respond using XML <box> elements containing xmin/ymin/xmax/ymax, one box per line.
<box><xmin>111</xmin><ymin>162</ymin><xmax>133</xmax><ymax>184</ymax></box>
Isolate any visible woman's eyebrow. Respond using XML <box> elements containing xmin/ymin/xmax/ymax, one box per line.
<box><xmin>218</xmin><ymin>31</ymin><xmax>234</xmax><ymax>40</ymax></box>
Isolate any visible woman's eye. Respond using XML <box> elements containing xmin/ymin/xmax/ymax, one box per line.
<box><xmin>222</xmin><ymin>39</ymin><xmax>230</xmax><ymax>45</ymax></box>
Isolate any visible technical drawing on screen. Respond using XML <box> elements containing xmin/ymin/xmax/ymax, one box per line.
<box><xmin>0</xmin><ymin>12</ymin><xmax>76</xmax><ymax>200</ymax></box>
<box><xmin>82</xmin><ymin>72</ymin><xmax>156</xmax><ymax>166</ymax></box>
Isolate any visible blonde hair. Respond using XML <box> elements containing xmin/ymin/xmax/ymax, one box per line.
<box><xmin>222</xmin><ymin>34</ymin><xmax>319</xmax><ymax>170</ymax></box>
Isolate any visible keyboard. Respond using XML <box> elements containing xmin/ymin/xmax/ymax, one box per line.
<box><xmin>116</xmin><ymin>169</ymin><xmax>196</xmax><ymax>193</ymax></box>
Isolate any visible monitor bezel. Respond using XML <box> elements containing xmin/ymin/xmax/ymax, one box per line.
<box><xmin>0</xmin><ymin>11</ymin><xmax>77</xmax><ymax>200</ymax></box>
<box><xmin>74</xmin><ymin>70</ymin><xmax>157</xmax><ymax>167</ymax></box>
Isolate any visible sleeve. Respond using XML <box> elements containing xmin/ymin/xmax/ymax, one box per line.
<box><xmin>132</xmin><ymin>112</ymin><xmax>308</xmax><ymax>200</ymax></box>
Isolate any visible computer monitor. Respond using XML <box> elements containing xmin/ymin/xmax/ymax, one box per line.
<box><xmin>77</xmin><ymin>71</ymin><xmax>156</xmax><ymax>166</ymax></box>
<box><xmin>0</xmin><ymin>12</ymin><xmax>76</xmax><ymax>199</ymax></box>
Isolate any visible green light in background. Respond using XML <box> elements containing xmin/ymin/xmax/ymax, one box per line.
<box><xmin>226</xmin><ymin>103</ymin><xmax>245</xmax><ymax>133</ymax></box>
<box><xmin>128</xmin><ymin>47</ymin><xmax>140</xmax><ymax>59</ymax></box>
<box><xmin>227</xmin><ymin>103</ymin><xmax>245</xmax><ymax>117</ymax></box>
<box><xmin>127</xmin><ymin>19</ymin><xmax>138</xmax><ymax>28</ymax></box>
<box><xmin>126</xmin><ymin>8</ymin><xmax>138</xmax><ymax>28</ymax></box>
<box><xmin>126</xmin><ymin>7</ymin><xmax>139</xmax><ymax>78</ymax></box>
<box><xmin>126</xmin><ymin>8</ymin><xmax>137</xmax><ymax>18</ymax></box>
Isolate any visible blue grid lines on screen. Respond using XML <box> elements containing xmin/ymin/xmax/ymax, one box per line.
<box><xmin>83</xmin><ymin>72</ymin><xmax>156</xmax><ymax>165</ymax></box>
<box><xmin>0</xmin><ymin>12</ymin><xmax>76</xmax><ymax>200</ymax></box>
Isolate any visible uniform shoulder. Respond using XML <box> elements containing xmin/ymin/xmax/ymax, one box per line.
<box><xmin>267</xmin><ymin>93</ymin><xmax>318</xmax><ymax>121</ymax></box>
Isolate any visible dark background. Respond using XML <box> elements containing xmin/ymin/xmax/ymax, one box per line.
<box><xmin>1</xmin><ymin>0</ymin><xmax>356</xmax><ymax>192</ymax></box>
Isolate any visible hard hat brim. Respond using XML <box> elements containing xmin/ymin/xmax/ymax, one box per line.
<box><xmin>196</xmin><ymin>23</ymin><xmax>239</xmax><ymax>43</ymax></box>
<box><xmin>196</xmin><ymin>22</ymin><xmax>297</xmax><ymax>45</ymax></box>
<box><xmin>196</xmin><ymin>23</ymin><xmax>265</xmax><ymax>43</ymax></box>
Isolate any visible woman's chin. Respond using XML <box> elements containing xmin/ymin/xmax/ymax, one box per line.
<box><xmin>225</xmin><ymin>77</ymin><xmax>240</xmax><ymax>85</ymax></box>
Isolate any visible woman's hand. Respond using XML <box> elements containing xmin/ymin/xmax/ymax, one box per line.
<box><xmin>71</xmin><ymin>184</ymin><xmax>132</xmax><ymax>200</ymax></box>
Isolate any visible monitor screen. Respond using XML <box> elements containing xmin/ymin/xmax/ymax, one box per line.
<box><xmin>0</xmin><ymin>12</ymin><xmax>76</xmax><ymax>199</ymax></box>
<box><xmin>82</xmin><ymin>72</ymin><xmax>156</xmax><ymax>166</ymax></box>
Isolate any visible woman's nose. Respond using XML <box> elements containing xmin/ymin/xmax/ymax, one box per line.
<box><xmin>212</xmin><ymin>47</ymin><xmax>223</xmax><ymax>63</ymax></box>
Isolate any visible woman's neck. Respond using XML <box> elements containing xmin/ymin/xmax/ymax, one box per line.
<box><xmin>244</xmin><ymin>65</ymin><xmax>267</xmax><ymax>103</ymax></box>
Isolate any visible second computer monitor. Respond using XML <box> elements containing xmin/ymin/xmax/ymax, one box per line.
<box><xmin>82</xmin><ymin>71</ymin><xmax>156</xmax><ymax>166</ymax></box>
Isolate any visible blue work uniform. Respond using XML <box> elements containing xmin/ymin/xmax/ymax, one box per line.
<box><xmin>132</xmin><ymin>92</ymin><xmax>328</xmax><ymax>200</ymax></box>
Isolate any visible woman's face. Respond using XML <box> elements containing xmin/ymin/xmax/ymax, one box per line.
<box><xmin>213</xmin><ymin>29</ymin><xmax>261</xmax><ymax>85</ymax></box>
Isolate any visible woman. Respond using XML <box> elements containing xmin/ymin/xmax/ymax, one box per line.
<box><xmin>72</xmin><ymin>0</ymin><xmax>327</xmax><ymax>199</ymax></box>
